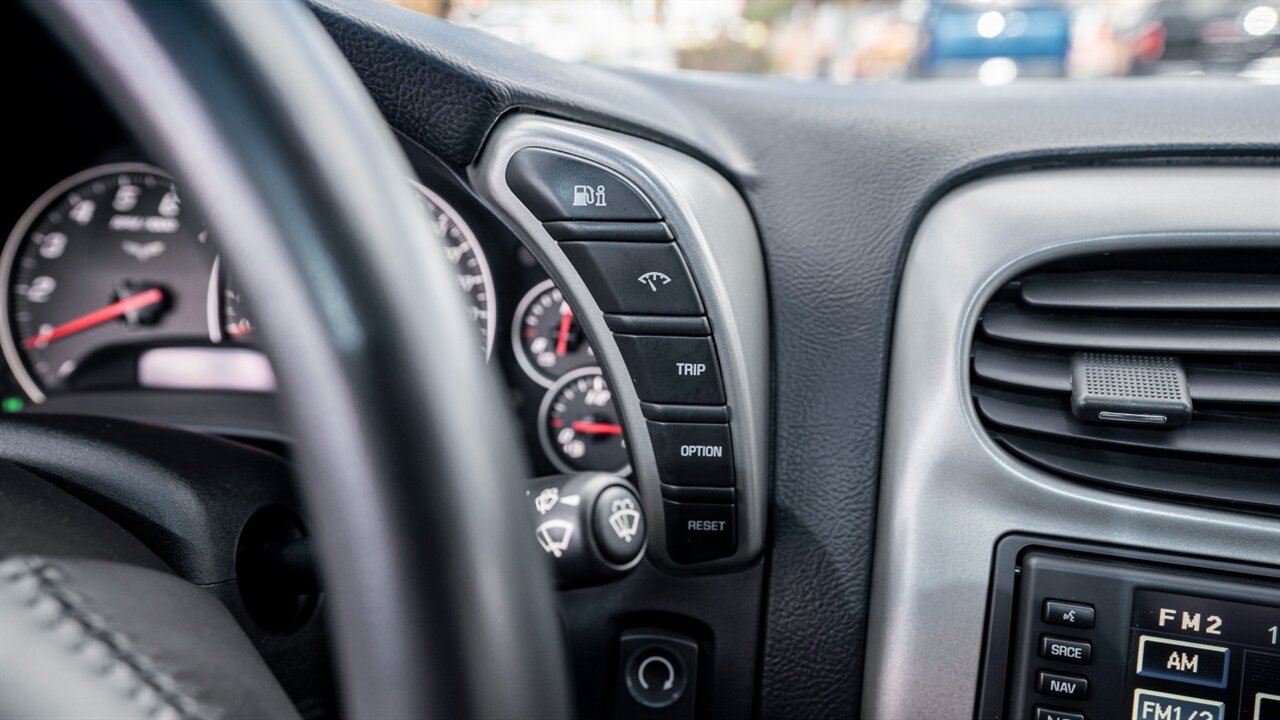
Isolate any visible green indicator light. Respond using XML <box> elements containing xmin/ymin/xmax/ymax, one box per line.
<box><xmin>2</xmin><ymin>397</ymin><xmax>24</xmax><ymax>413</ymax></box>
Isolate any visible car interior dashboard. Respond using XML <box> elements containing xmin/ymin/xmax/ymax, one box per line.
<box><xmin>1</xmin><ymin>1</ymin><xmax>1277</xmax><ymax>719</ymax></box>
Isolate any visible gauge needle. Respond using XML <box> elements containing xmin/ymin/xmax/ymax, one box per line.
<box><xmin>571</xmin><ymin>421</ymin><xmax>623</xmax><ymax>436</ymax></box>
<box><xmin>22</xmin><ymin>288</ymin><xmax>165</xmax><ymax>348</ymax></box>
<box><xmin>555</xmin><ymin>307</ymin><xmax>573</xmax><ymax>357</ymax></box>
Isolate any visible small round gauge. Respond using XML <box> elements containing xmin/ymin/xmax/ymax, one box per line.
<box><xmin>513</xmin><ymin>278</ymin><xmax>596</xmax><ymax>387</ymax></box>
<box><xmin>1</xmin><ymin>164</ymin><xmax>216</xmax><ymax>402</ymax></box>
<box><xmin>413</xmin><ymin>181</ymin><xmax>497</xmax><ymax>360</ymax></box>
<box><xmin>538</xmin><ymin>367</ymin><xmax>630</xmax><ymax>476</ymax></box>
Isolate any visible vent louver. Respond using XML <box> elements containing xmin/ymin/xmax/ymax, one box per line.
<box><xmin>970</xmin><ymin>249</ymin><xmax>1280</xmax><ymax>510</ymax></box>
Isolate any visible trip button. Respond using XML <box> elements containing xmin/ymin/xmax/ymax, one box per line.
<box><xmin>1037</xmin><ymin>670</ymin><xmax>1088</xmax><ymax>700</ymax></box>
<box><xmin>615</xmin><ymin>335</ymin><xmax>724</xmax><ymax>405</ymax></box>
<box><xmin>506</xmin><ymin>148</ymin><xmax>659</xmax><ymax>221</ymax></box>
<box><xmin>648</xmin><ymin>421</ymin><xmax>733</xmax><ymax>487</ymax></box>
<box><xmin>1039</xmin><ymin>636</ymin><xmax>1092</xmax><ymax>665</ymax></box>
<box><xmin>561</xmin><ymin>242</ymin><xmax>703</xmax><ymax>315</ymax></box>
<box><xmin>1043</xmin><ymin>600</ymin><xmax>1095</xmax><ymax>629</ymax></box>
<box><xmin>663</xmin><ymin>501</ymin><xmax>736</xmax><ymax>563</ymax></box>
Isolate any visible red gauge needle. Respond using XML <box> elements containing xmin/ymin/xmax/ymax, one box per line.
<box><xmin>555</xmin><ymin>307</ymin><xmax>574</xmax><ymax>357</ymax></box>
<box><xmin>22</xmin><ymin>288</ymin><xmax>165</xmax><ymax>349</ymax></box>
<box><xmin>571</xmin><ymin>421</ymin><xmax>624</xmax><ymax>436</ymax></box>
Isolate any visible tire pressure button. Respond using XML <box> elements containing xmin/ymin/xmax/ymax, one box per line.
<box><xmin>617</xmin><ymin>629</ymin><xmax>698</xmax><ymax>719</ymax></box>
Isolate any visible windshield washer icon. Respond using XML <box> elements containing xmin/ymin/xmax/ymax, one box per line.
<box><xmin>608</xmin><ymin>498</ymin><xmax>641</xmax><ymax>543</ymax></box>
<box><xmin>534</xmin><ymin>487</ymin><xmax>559</xmax><ymax>515</ymax></box>
<box><xmin>535</xmin><ymin>519</ymin><xmax>575</xmax><ymax>558</ymax></box>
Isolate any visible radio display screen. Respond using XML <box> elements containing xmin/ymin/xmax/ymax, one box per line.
<box><xmin>1128</xmin><ymin>590</ymin><xmax>1280</xmax><ymax>720</ymax></box>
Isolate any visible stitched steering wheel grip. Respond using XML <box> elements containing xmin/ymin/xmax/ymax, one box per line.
<box><xmin>18</xmin><ymin>1</ymin><xmax>571</xmax><ymax>718</ymax></box>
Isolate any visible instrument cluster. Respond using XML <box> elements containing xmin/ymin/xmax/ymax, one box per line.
<box><xmin>0</xmin><ymin>140</ymin><xmax>627</xmax><ymax>477</ymax></box>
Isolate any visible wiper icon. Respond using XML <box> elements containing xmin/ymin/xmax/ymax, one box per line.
<box><xmin>535</xmin><ymin>519</ymin><xmax>575</xmax><ymax>558</ymax></box>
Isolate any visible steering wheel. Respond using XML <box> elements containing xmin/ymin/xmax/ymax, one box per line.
<box><xmin>1</xmin><ymin>1</ymin><xmax>569</xmax><ymax>718</ymax></box>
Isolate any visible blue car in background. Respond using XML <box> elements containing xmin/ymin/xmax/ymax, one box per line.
<box><xmin>914</xmin><ymin>0</ymin><xmax>1072</xmax><ymax>81</ymax></box>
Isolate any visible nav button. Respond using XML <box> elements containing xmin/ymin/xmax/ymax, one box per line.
<box><xmin>1037</xmin><ymin>671</ymin><xmax>1089</xmax><ymax>700</ymax></box>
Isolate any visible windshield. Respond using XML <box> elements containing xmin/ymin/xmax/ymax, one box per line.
<box><xmin>385</xmin><ymin>0</ymin><xmax>1280</xmax><ymax>85</ymax></box>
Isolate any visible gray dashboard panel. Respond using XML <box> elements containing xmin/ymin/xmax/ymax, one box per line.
<box><xmin>471</xmin><ymin>115</ymin><xmax>770</xmax><ymax>570</ymax></box>
<box><xmin>866</xmin><ymin>166</ymin><xmax>1280</xmax><ymax>717</ymax></box>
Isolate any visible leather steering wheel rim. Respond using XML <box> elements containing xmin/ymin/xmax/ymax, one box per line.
<box><xmin>24</xmin><ymin>1</ymin><xmax>570</xmax><ymax>718</ymax></box>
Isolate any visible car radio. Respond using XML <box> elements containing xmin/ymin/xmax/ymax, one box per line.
<box><xmin>979</xmin><ymin>539</ymin><xmax>1280</xmax><ymax>720</ymax></box>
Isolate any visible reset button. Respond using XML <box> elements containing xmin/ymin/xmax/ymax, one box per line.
<box><xmin>663</xmin><ymin>500</ymin><xmax>736</xmax><ymax>564</ymax></box>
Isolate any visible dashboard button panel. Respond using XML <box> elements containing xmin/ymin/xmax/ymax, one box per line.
<box><xmin>479</xmin><ymin>116</ymin><xmax>770</xmax><ymax>570</ymax></box>
<box><xmin>560</xmin><ymin>242</ymin><xmax>704</xmax><ymax>316</ymax></box>
<box><xmin>986</xmin><ymin>546</ymin><xmax>1280</xmax><ymax>720</ymax></box>
<box><xmin>506</xmin><ymin>148</ymin><xmax>660</xmax><ymax>221</ymax></box>
<box><xmin>614</xmin><ymin>335</ymin><xmax>724</xmax><ymax>405</ymax></box>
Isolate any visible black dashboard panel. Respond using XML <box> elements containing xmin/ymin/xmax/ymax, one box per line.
<box><xmin>309</xmin><ymin>1</ymin><xmax>1280</xmax><ymax>715</ymax></box>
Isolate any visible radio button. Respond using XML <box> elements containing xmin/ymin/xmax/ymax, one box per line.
<box><xmin>1132</xmin><ymin>689</ymin><xmax>1224</xmax><ymax>720</ymax></box>
<box><xmin>1035</xmin><ymin>708</ymin><xmax>1085</xmax><ymax>720</ymax></box>
<box><xmin>1037</xmin><ymin>670</ymin><xmax>1088</xmax><ymax>700</ymax></box>
<box><xmin>1039</xmin><ymin>636</ymin><xmax>1092</xmax><ymax>665</ymax></box>
<box><xmin>1135</xmin><ymin>636</ymin><xmax>1229</xmax><ymax>688</ymax></box>
<box><xmin>1043</xmin><ymin>600</ymin><xmax>1095</xmax><ymax>629</ymax></box>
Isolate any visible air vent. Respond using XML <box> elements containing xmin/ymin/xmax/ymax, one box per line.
<box><xmin>970</xmin><ymin>249</ymin><xmax>1280</xmax><ymax>510</ymax></box>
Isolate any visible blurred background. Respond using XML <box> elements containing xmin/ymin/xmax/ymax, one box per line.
<box><xmin>381</xmin><ymin>0</ymin><xmax>1280</xmax><ymax>85</ymax></box>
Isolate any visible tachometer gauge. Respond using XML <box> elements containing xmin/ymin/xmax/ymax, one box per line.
<box><xmin>413</xmin><ymin>182</ymin><xmax>496</xmax><ymax>359</ymax></box>
<box><xmin>513</xmin><ymin>278</ymin><xmax>596</xmax><ymax>387</ymax></box>
<box><xmin>209</xmin><ymin>181</ymin><xmax>494</xmax><ymax>355</ymax></box>
<box><xmin>538</xmin><ymin>367</ymin><xmax>630</xmax><ymax>476</ymax></box>
<box><xmin>1</xmin><ymin>164</ymin><xmax>216</xmax><ymax>402</ymax></box>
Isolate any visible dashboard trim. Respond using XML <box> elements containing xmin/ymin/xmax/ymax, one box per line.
<box><xmin>866</xmin><ymin>166</ymin><xmax>1280</xmax><ymax>717</ymax></box>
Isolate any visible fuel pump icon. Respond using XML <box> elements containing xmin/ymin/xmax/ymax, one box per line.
<box><xmin>572</xmin><ymin>184</ymin><xmax>608</xmax><ymax>207</ymax></box>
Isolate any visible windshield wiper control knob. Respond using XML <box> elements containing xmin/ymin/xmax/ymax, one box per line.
<box><xmin>527</xmin><ymin>473</ymin><xmax>646</xmax><ymax>588</ymax></box>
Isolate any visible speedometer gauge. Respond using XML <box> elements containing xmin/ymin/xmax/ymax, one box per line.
<box><xmin>1</xmin><ymin>164</ymin><xmax>215</xmax><ymax>402</ymax></box>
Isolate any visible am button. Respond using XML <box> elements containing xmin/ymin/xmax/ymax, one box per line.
<box><xmin>1136</xmin><ymin>636</ymin><xmax>1230</xmax><ymax>688</ymax></box>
